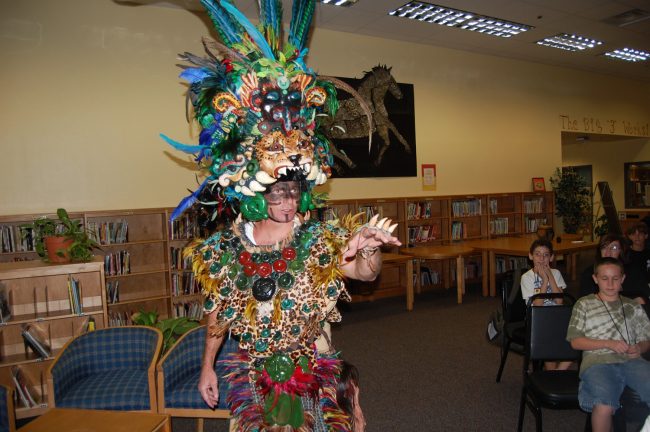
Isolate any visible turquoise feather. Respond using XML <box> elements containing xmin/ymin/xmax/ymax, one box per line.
<box><xmin>200</xmin><ymin>0</ymin><xmax>242</xmax><ymax>47</ymax></box>
<box><xmin>289</xmin><ymin>0</ymin><xmax>315</xmax><ymax>51</ymax></box>
<box><xmin>220</xmin><ymin>0</ymin><xmax>276</xmax><ymax>61</ymax></box>
<box><xmin>160</xmin><ymin>133</ymin><xmax>206</xmax><ymax>154</ymax></box>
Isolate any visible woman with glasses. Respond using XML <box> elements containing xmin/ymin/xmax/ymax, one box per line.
<box><xmin>579</xmin><ymin>234</ymin><xmax>627</xmax><ymax>297</ymax></box>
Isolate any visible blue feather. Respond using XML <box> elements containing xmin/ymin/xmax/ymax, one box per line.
<box><xmin>170</xmin><ymin>181</ymin><xmax>209</xmax><ymax>221</ymax></box>
<box><xmin>160</xmin><ymin>133</ymin><xmax>206</xmax><ymax>154</ymax></box>
<box><xmin>179</xmin><ymin>68</ymin><xmax>211</xmax><ymax>84</ymax></box>
<box><xmin>220</xmin><ymin>0</ymin><xmax>276</xmax><ymax>60</ymax></box>
<box><xmin>200</xmin><ymin>0</ymin><xmax>242</xmax><ymax>46</ymax></box>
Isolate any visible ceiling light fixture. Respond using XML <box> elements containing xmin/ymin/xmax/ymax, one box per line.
<box><xmin>388</xmin><ymin>1</ymin><xmax>533</xmax><ymax>38</ymax></box>
<box><xmin>536</xmin><ymin>33</ymin><xmax>603</xmax><ymax>52</ymax></box>
<box><xmin>318</xmin><ymin>0</ymin><xmax>358</xmax><ymax>6</ymax></box>
<box><xmin>603</xmin><ymin>48</ymin><xmax>649</xmax><ymax>62</ymax></box>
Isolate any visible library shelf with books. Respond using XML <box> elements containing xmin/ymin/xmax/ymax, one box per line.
<box><xmin>522</xmin><ymin>191</ymin><xmax>554</xmax><ymax>234</ymax></box>
<box><xmin>449</xmin><ymin>196</ymin><xmax>488</xmax><ymax>241</ymax></box>
<box><xmin>0</xmin><ymin>258</ymin><xmax>106</xmax><ymax>418</ymax></box>
<box><xmin>86</xmin><ymin>209</ymin><xmax>171</xmax><ymax>324</ymax></box>
<box><xmin>487</xmin><ymin>193</ymin><xmax>523</xmax><ymax>237</ymax></box>
<box><xmin>406</xmin><ymin>198</ymin><xmax>449</xmax><ymax>246</ymax></box>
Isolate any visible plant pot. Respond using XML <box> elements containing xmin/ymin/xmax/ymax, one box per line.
<box><xmin>44</xmin><ymin>236</ymin><xmax>74</xmax><ymax>263</ymax></box>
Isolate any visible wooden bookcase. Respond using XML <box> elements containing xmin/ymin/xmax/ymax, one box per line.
<box><xmin>487</xmin><ymin>193</ymin><xmax>523</xmax><ymax>237</ymax></box>
<box><xmin>0</xmin><ymin>191</ymin><xmax>555</xmax><ymax>314</ymax></box>
<box><xmin>0</xmin><ymin>258</ymin><xmax>107</xmax><ymax>419</ymax></box>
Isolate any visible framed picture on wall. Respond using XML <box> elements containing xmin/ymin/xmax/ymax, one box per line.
<box><xmin>532</xmin><ymin>177</ymin><xmax>546</xmax><ymax>192</ymax></box>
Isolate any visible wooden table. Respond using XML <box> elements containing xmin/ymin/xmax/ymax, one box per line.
<box><xmin>399</xmin><ymin>245</ymin><xmax>475</xmax><ymax>304</ymax></box>
<box><xmin>18</xmin><ymin>408</ymin><xmax>171</xmax><ymax>432</ymax></box>
<box><xmin>464</xmin><ymin>235</ymin><xmax>597</xmax><ymax>297</ymax></box>
<box><xmin>382</xmin><ymin>253</ymin><xmax>415</xmax><ymax>311</ymax></box>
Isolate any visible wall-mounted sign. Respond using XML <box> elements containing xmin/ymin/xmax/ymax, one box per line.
<box><xmin>560</xmin><ymin>114</ymin><xmax>649</xmax><ymax>137</ymax></box>
<box><xmin>422</xmin><ymin>164</ymin><xmax>436</xmax><ymax>191</ymax></box>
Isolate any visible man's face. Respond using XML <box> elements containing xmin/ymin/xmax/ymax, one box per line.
<box><xmin>265</xmin><ymin>181</ymin><xmax>300</xmax><ymax>223</ymax></box>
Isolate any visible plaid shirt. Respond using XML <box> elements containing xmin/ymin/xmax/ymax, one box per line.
<box><xmin>567</xmin><ymin>294</ymin><xmax>650</xmax><ymax>375</ymax></box>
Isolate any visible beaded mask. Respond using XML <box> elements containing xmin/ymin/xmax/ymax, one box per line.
<box><xmin>163</xmin><ymin>0</ymin><xmax>344</xmax><ymax>223</ymax></box>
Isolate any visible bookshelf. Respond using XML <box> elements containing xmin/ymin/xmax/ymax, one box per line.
<box><xmin>487</xmin><ymin>193</ymin><xmax>523</xmax><ymax>237</ymax></box>
<box><xmin>0</xmin><ymin>258</ymin><xmax>106</xmax><ymax>419</ymax></box>
<box><xmin>406</xmin><ymin>198</ymin><xmax>449</xmax><ymax>246</ymax></box>
<box><xmin>450</xmin><ymin>196</ymin><xmax>488</xmax><ymax>241</ymax></box>
<box><xmin>522</xmin><ymin>192</ymin><xmax>555</xmax><ymax>234</ymax></box>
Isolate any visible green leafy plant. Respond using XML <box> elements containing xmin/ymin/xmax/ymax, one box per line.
<box><xmin>549</xmin><ymin>168</ymin><xmax>592</xmax><ymax>234</ymax></box>
<box><xmin>131</xmin><ymin>310</ymin><xmax>200</xmax><ymax>353</ymax></box>
<box><xmin>21</xmin><ymin>208</ymin><xmax>99</xmax><ymax>262</ymax></box>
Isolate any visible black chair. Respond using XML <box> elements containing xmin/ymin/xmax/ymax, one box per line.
<box><xmin>517</xmin><ymin>293</ymin><xmax>582</xmax><ymax>432</ymax></box>
<box><xmin>496</xmin><ymin>268</ymin><xmax>527</xmax><ymax>383</ymax></box>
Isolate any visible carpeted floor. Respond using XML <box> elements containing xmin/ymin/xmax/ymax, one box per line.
<box><xmin>173</xmin><ymin>257</ymin><xmax>592</xmax><ymax>432</ymax></box>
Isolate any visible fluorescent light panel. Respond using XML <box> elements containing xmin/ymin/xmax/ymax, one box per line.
<box><xmin>536</xmin><ymin>33</ymin><xmax>603</xmax><ymax>52</ymax></box>
<box><xmin>318</xmin><ymin>0</ymin><xmax>358</xmax><ymax>6</ymax></box>
<box><xmin>389</xmin><ymin>1</ymin><xmax>533</xmax><ymax>38</ymax></box>
<box><xmin>603</xmin><ymin>48</ymin><xmax>649</xmax><ymax>62</ymax></box>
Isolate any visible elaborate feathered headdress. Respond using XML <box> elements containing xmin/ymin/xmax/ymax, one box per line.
<box><xmin>163</xmin><ymin>0</ymin><xmax>370</xmax><ymax>223</ymax></box>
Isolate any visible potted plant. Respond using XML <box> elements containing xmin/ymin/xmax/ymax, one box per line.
<box><xmin>549</xmin><ymin>168</ymin><xmax>592</xmax><ymax>238</ymax></box>
<box><xmin>22</xmin><ymin>208</ymin><xmax>99</xmax><ymax>263</ymax></box>
<box><xmin>131</xmin><ymin>310</ymin><xmax>200</xmax><ymax>353</ymax></box>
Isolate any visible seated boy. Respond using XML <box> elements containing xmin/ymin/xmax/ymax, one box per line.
<box><xmin>522</xmin><ymin>239</ymin><xmax>571</xmax><ymax>370</ymax></box>
<box><xmin>567</xmin><ymin>257</ymin><xmax>650</xmax><ymax>432</ymax></box>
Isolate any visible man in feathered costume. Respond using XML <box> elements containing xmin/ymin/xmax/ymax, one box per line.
<box><xmin>163</xmin><ymin>1</ymin><xmax>401</xmax><ymax>430</ymax></box>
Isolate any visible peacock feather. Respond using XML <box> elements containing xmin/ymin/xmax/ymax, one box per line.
<box><xmin>200</xmin><ymin>0</ymin><xmax>243</xmax><ymax>48</ymax></box>
<box><xmin>259</xmin><ymin>0</ymin><xmax>283</xmax><ymax>56</ymax></box>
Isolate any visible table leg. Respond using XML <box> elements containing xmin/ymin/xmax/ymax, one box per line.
<box><xmin>406</xmin><ymin>259</ymin><xmax>414</xmax><ymax>311</ymax></box>
<box><xmin>481</xmin><ymin>250</ymin><xmax>488</xmax><ymax>297</ymax></box>
<box><xmin>570</xmin><ymin>252</ymin><xmax>578</xmax><ymax>280</ymax></box>
<box><xmin>415</xmin><ymin>259</ymin><xmax>422</xmax><ymax>295</ymax></box>
<box><xmin>489</xmin><ymin>251</ymin><xmax>496</xmax><ymax>297</ymax></box>
<box><xmin>456</xmin><ymin>255</ymin><xmax>464</xmax><ymax>304</ymax></box>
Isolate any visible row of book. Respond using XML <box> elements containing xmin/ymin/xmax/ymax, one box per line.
<box><xmin>169</xmin><ymin>214</ymin><xmax>202</xmax><ymax>240</ymax></box>
<box><xmin>524</xmin><ymin>217</ymin><xmax>547</xmax><ymax>233</ymax></box>
<box><xmin>451</xmin><ymin>199</ymin><xmax>482</xmax><ymax>217</ymax></box>
<box><xmin>68</xmin><ymin>278</ymin><xmax>83</xmax><ymax>315</ymax></box>
<box><xmin>407</xmin><ymin>224</ymin><xmax>442</xmax><ymax>243</ymax></box>
<box><xmin>357</xmin><ymin>205</ymin><xmax>379</xmax><ymax>223</ymax></box>
<box><xmin>104</xmin><ymin>251</ymin><xmax>131</xmax><ymax>276</ymax></box>
<box><xmin>415</xmin><ymin>267</ymin><xmax>441</xmax><ymax>286</ymax></box>
<box><xmin>12</xmin><ymin>366</ymin><xmax>40</xmax><ymax>408</ymax></box>
<box><xmin>22</xmin><ymin>323</ymin><xmax>51</xmax><ymax>359</ymax></box>
<box><xmin>170</xmin><ymin>247</ymin><xmax>192</xmax><ymax>271</ymax></box>
<box><xmin>451</xmin><ymin>221</ymin><xmax>468</xmax><ymax>240</ymax></box>
<box><xmin>495</xmin><ymin>256</ymin><xmax>529</xmax><ymax>274</ymax></box>
<box><xmin>87</xmin><ymin>220</ymin><xmax>128</xmax><ymax>245</ymax></box>
<box><xmin>489</xmin><ymin>217</ymin><xmax>509</xmax><ymax>235</ymax></box>
<box><xmin>108</xmin><ymin>311</ymin><xmax>133</xmax><ymax>327</ymax></box>
<box><xmin>171</xmin><ymin>272</ymin><xmax>201</xmax><ymax>296</ymax></box>
<box><xmin>523</xmin><ymin>197</ymin><xmax>545</xmax><ymax>214</ymax></box>
<box><xmin>406</xmin><ymin>201</ymin><xmax>435</xmax><ymax>220</ymax></box>
<box><xmin>106</xmin><ymin>281</ymin><xmax>120</xmax><ymax>304</ymax></box>
<box><xmin>174</xmin><ymin>300</ymin><xmax>202</xmax><ymax>319</ymax></box>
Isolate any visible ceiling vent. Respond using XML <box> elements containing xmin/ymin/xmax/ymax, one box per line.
<box><xmin>603</xmin><ymin>8</ymin><xmax>650</xmax><ymax>27</ymax></box>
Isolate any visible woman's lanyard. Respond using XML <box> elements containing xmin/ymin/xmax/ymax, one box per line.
<box><xmin>596</xmin><ymin>294</ymin><xmax>633</xmax><ymax>344</ymax></box>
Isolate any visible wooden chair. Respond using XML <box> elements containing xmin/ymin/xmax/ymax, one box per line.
<box><xmin>156</xmin><ymin>325</ymin><xmax>237</xmax><ymax>432</ymax></box>
<box><xmin>46</xmin><ymin>326</ymin><xmax>162</xmax><ymax>412</ymax></box>
<box><xmin>0</xmin><ymin>384</ymin><xmax>15</xmax><ymax>432</ymax></box>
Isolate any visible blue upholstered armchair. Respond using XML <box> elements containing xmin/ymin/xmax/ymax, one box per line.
<box><xmin>0</xmin><ymin>384</ymin><xmax>15</xmax><ymax>432</ymax></box>
<box><xmin>46</xmin><ymin>326</ymin><xmax>162</xmax><ymax>412</ymax></box>
<box><xmin>156</xmin><ymin>325</ymin><xmax>237</xmax><ymax>424</ymax></box>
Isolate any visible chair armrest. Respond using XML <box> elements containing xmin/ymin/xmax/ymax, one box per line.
<box><xmin>159</xmin><ymin>327</ymin><xmax>204</xmax><ymax>392</ymax></box>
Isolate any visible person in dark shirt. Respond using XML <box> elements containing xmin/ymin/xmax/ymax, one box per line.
<box><xmin>579</xmin><ymin>234</ymin><xmax>626</xmax><ymax>298</ymax></box>
<box><xmin>623</xmin><ymin>222</ymin><xmax>650</xmax><ymax>303</ymax></box>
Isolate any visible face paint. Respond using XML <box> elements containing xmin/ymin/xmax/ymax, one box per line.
<box><xmin>265</xmin><ymin>181</ymin><xmax>300</xmax><ymax>223</ymax></box>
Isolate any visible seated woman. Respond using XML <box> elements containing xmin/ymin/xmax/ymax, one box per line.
<box><xmin>579</xmin><ymin>234</ymin><xmax>626</xmax><ymax>298</ymax></box>
<box><xmin>624</xmin><ymin>223</ymin><xmax>650</xmax><ymax>304</ymax></box>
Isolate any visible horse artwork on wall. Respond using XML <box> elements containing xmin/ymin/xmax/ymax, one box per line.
<box><xmin>320</xmin><ymin>65</ymin><xmax>417</xmax><ymax>178</ymax></box>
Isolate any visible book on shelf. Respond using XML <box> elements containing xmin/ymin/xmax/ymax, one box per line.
<box><xmin>21</xmin><ymin>323</ymin><xmax>51</xmax><ymax>359</ymax></box>
<box><xmin>174</xmin><ymin>300</ymin><xmax>202</xmax><ymax>319</ymax></box>
<box><xmin>106</xmin><ymin>281</ymin><xmax>120</xmax><ymax>304</ymax></box>
<box><xmin>104</xmin><ymin>250</ymin><xmax>131</xmax><ymax>276</ymax></box>
<box><xmin>451</xmin><ymin>199</ymin><xmax>482</xmax><ymax>217</ymax></box>
<box><xmin>88</xmin><ymin>220</ymin><xmax>128</xmax><ymax>245</ymax></box>
<box><xmin>108</xmin><ymin>311</ymin><xmax>134</xmax><ymax>327</ymax></box>
<box><xmin>0</xmin><ymin>286</ymin><xmax>11</xmax><ymax>323</ymax></box>
<box><xmin>67</xmin><ymin>277</ymin><xmax>83</xmax><ymax>314</ymax></box>
<box><xmin>11</xmin><ymin>366</ymin><xmax>38</xmax><ymax>408</ymax></box>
